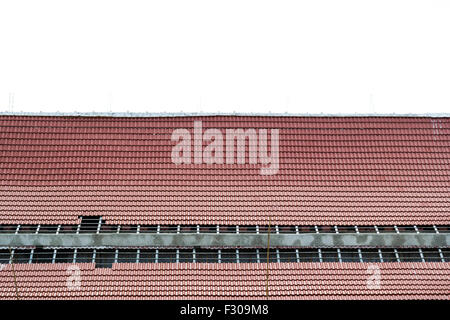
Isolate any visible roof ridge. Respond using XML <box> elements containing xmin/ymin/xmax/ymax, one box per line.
<box><xmin>1</xmin><ymin>111</ymin><xmax>450</xmax><ymax>118</ymax></box>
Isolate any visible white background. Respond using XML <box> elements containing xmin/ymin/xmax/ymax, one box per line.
<box><xmin>0</xmin><ymin>0</ymin><xmax>449</xmax><ymax>115</ymax></box>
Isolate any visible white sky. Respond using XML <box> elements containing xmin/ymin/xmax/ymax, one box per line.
<box><xmin>0</xmin><ymin>0</ymin><xmax>449</xmax><ymax>115</ymax></box>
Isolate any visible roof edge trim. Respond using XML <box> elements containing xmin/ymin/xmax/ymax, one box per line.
<box><xmin>0</xmin><ymin>111</ymin><xmax>449</xmax><ymax>118</ymax></box>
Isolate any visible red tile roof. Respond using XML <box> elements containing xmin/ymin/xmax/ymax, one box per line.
<box><xmin>1</xmin><ymin>115</ymin><xmax>449</xmax><ymax>225</ymax></box>
<box><xmin>1</xmin><ymin>262</ymin><xmax>448</xmax><ymax>300</ymax></box>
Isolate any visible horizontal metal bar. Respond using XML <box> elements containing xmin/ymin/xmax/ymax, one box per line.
<box><xmin>0</xmin><ymin>233</ymin><xmax>448</xmax><ymax>248</ymax></box>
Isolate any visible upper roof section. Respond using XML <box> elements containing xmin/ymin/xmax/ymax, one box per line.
<box><xmin>0</xmin><ymin>115</ymin><xmax>449</xmax><ymax>225</ymax></box>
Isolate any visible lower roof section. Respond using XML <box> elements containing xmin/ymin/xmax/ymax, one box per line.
<box><xmin>0</xmin><ymin>261</ymin><xmax>448</xmax><ymax>300</ymax></box>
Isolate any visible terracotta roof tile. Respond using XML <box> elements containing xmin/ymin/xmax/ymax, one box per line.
<box><xmin>0</xmin><ymin>262</ymin><xmax>448</xmax><ymax>299</ymax></box>
<box><xmin>0</xmin><ymin>115</ymin><xmax>449</xmax><ymax>225</ymax></box>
